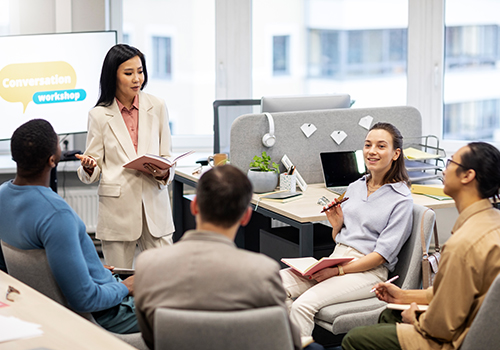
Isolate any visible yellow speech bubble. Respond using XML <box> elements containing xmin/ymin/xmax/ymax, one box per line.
<box><xmin>0</xmin><ymin>61</ymin><xmax>77</xmax><ymax>112</ymax></box>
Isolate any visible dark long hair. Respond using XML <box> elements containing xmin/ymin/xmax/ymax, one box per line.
<box><xmin>95</xmin><ymin>44</ymin><xmax>148</xmax><ymax>107</ymax></box>
<box><xmin>367</xmin><ymin>122</ymin><xmax>410</xmax><ymax>186</ymax></box>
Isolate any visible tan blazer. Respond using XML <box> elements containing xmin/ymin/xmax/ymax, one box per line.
<box><xmin>134</xmin><ymin>230</ymin><xmax>302</xmax><ymax>350</ymax></box>
<box><xmin>77</xmin><ymin>92</ymin><xmax>175</xmax><ymax>241</ymax></box>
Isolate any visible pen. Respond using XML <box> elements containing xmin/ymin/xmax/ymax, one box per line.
<box><xmin>370</xmin><ymin>275</ymin><xmax>399</xmax><ymax>293</ymax></box>
<box><xmin>289</xmin><ymin>166</ymin><xmax>295</xmax><ymax>175</ymax></box>
<box><xmin>320</xmin><ymin>197</ymin><xmax>349</xmax><ymax>213</ymax></box>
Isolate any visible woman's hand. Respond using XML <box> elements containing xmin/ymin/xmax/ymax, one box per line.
<box><xmin>75</xmin><ymin>154</ymin><xmax>96</xmax><ymax>176</ymax></box>
<box><xmin>143</xmin><ymin>163</ymin><xmax>170</xmax><ymax>180</ymax></box>
<box><xmin>310</xmin><ymin>266</ymin><xmax>339</xmax><ymax>283</ymax></box>
<box><xmin>324</xmin><ymin>198</ymin><xmax>344</xmax><ymax>234</ymax></box>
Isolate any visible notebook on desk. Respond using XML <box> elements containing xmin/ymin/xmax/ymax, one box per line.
<box><xmin>320</xmin><ymin>151</ymin><xmax>366</xmax><ymax>195</ymax></box>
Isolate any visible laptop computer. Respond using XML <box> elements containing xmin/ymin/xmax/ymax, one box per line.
<box><xmin>320</xmin><ymin>151</ymin><xmax>366</xmax><ymax>195</ymax></box>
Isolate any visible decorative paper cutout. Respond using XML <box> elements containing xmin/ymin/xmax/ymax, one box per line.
<box><xmin>300</xmin><ymin>123</ymin><xmax>317</xmax><ymax>138</ymax></box>
<box><xmin>359</xmin><ymin>115</ymin><xmax>374</xmax><ymax>130</ymax></box>
<box><xmin>331</xmin><ymin>130</ymin><xmax>347</xmax><ymax>145</ymax></box>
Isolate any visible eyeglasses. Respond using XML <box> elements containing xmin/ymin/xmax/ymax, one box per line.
<box><xmin>446</xmin><ymin>159</ymin><xmax>468</xmax><ymax>169</ymax></box>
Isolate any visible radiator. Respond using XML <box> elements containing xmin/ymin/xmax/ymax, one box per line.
<box><xmin>62</xmin><ymin>188</ymin><xmax>99</xmax><ymax>233</ymax></box>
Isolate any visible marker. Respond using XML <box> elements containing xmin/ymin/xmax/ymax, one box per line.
<box><xmin>370</xmin><ymin>275</ymin><xmax>399</xmax><ymax>293</ymax></box>
<box><xmin>320</xmin><ymin>197</ymin><xmax>349</xmax><ymax>213</ymax></box>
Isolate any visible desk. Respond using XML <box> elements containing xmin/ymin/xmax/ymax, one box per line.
<box><xmin>173</xmin><ymin>166</ymin><xmax>455</xmax><ymax>257</ymax></box>
<box><xmin>0</xmin><ymin>270</ymin><xmax>136</xmax><ymax>350</ymax></box>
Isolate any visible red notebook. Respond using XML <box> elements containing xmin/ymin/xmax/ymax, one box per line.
<box><xmin>281</xmin><ymin>256</ymin><xmax>354</xmax><ymax>276</ymax></box>
<box><xmin>123</xmin><ymin>150</ymin><xmax>195</xmax><ymax>173</ymax></box>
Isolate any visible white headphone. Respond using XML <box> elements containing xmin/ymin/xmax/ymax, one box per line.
<box><xmin>262</xmin><ymin>112</ymin><xmax>276</xmax><ymax>147</ymax></box>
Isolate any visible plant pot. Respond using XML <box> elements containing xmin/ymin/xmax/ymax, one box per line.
<box><xmin>247</xmin><ymin>168</ymin><xmax>279</xmax><ymax>193</ymax></box>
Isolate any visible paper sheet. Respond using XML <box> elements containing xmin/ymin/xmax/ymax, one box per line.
<box><xmin>359</xmin><ymin>115</ymin><xmax>373</xmax><ymax>130</ymax></box>
<box><xmin>300</xmin><ymin>123</ymin><xmax>317</xmax><ymax>138</ymax></box>
<box><xmin>330</xmin><ymin>130</ymin><xmax>347</xmax><ymax>145</ymax></box>
<box><xmin>0</xmin><ymin>315</ymin><xmax>43</xmax><ymax>343</ymax></box>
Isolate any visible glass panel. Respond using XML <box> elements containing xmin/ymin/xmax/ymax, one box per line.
<box><xmin>273</xmin><ymin>35</ymin><xmax>290</xmax><ymax>75</ymax></box>
<box><xmin>444</xmin><ymin>1</ymin><xmax>500</xmax><ymax>141</ymax></box>
<box><xmin>253</xmin><ymin>0</ymin><xmax>408</xmax><ymax>108</ymax></box>
<box><xmin>0</xmin><ymin>0</ymin><xmax>8</xmax><ymax>36</ymax></box>
<box><xmin>123</xmin><ymin>0</ymin><xmax>215</xmax><ymax>136</ymax></box>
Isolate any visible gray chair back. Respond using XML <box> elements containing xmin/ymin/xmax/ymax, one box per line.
<box><xmin>314</xmin><ymin>203</ymin><xmax>435</xmax><ymax>335</ymax></box>
<box><xmin>1</xmin><ymin>240</ymin><xmax>68</xmax><ymax>306</ymax></box>
<box><xmin>459</xmin><ymin>273</ymin><xmax>500</xmax><ymax>350</ymax></box>
<box><xmin>391</xmin><ymin>204</ymin><xmax>435</xmax><ymax>290</ymax></box>
<box><xmin>1</xmin><ymin>240</ymin><xmax>148</xmax><ymax>350</ymax></box>
<box><xmin>154</xmin><ymin>306</ymin><xmax>294</xmax><ymax>350</ymax></box>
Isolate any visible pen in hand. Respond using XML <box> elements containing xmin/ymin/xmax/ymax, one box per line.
<box><xmin>320</xmin><ymin>197</ymin><xmax>349</xmax><ymax>213</ymax></box>
<box><xmin>370</xmin><ymin>275</ymin><xmax>399</xmax><ymax>293</ymax></box>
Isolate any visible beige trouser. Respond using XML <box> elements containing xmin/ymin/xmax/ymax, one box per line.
<box><xmin>280</xmin><ymin>243</ymin><xmax>388</xmax><ymax>337</ymax></box>
<box><xmin>101</xmin><ymin>206</ymin><xmax>173</xmax><ymax>268</ymax></box>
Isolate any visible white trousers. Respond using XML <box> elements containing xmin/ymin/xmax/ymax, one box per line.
<box><xmin>101</xmin><ymin>205</ymin><xmax>173</xmax><ymax>268</ymax></box>
<box><xmin>279</xmin><ymin>244</ymin><xmax>388</xmax><ymax>337</ymax></box>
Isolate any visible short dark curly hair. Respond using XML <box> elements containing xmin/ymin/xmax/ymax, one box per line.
<box><xmin>11</xmin><ymin>119</ymin><xmax>58</xmax><ymax>178</ymax></box>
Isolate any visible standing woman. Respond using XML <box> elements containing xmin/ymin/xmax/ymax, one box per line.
<box><xmin>280</xmin><ymin>122</ymin><xmax>413</xmax><ymax>337</ymax></box>
<box><xmin>76</xmin><ymin>44</ymin><xmax>174</xmax><ymax>268</ymax></box>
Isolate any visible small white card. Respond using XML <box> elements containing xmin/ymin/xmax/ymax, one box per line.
<box><xmin>300</xmin><ymin>123</ymin><xmax>317</xmax><ymax>138</ymax></box>
<box><xmin>359</xmin><ymin>115</ymin><xmax>373</xmax><ymax>130</ymax></box>
<box><xmin>331</xmin><ymin>130</ymin><xmax>347</xmax><ymax>145</ymax></box>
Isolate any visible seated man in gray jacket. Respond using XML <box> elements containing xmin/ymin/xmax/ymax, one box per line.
<box><xmin>135</xmin><ymin>164</ymin><xmax>303</xmax><ymax>350</ymax></box>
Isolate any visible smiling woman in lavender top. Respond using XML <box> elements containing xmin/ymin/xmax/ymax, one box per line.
<box><xmin>280</xmin><ymin>122</ymin><xmax>413</xmax><ymax>337</ymax></box>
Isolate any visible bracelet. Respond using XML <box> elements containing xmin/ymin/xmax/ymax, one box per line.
<box><xmin>337</xmin><ymin>265</ymin><xmax>345</xmax><ymax>276</ymax></box>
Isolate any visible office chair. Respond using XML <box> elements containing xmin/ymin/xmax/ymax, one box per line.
<box><xmin>314</xmin><ymin>204</ymin><xmax>435</xmax><ymax>341</ymax></box>
<box><xmin>1</xmin><ymin>241</ymin><xmax>147</xmax><ymax>350</ymax></box>
<box><xmin>154</xmin><ymin>306</ymin><xmax>294</xmax><ymax>350</ymax></box>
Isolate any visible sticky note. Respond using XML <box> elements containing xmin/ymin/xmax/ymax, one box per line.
<box><xmin>331</xmin><ymin>130</ymin><xmax>347</xmax><ymax>145</ymax></box>
<box><xmin>300</xmin><ymin>123</ymin><xmax>317</xmax><ymax>138</ymax></box>
<box><xmin>359</xmin><ymin>115</ymin><xmax>373</xmax><ymax>130</ymax></box>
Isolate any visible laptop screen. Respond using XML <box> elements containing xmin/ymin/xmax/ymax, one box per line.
<box><xmin>320</xmin><ymin>151</ymin><xmax>366</xmax><ymax>187</ymax></box>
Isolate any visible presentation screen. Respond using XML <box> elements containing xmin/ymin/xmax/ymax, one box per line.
<box><xmin>0</xmin><ymin>31</ymin><xmax>117</xmax><ymax>140</ymax></box>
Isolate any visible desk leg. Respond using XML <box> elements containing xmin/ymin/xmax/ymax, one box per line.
<box><xmin>241</xmin><ymin>210</ymin><xmax>272</xmax><ymax>252</ymax></box>
<box><xmin>298</xmin><ymin>224</ymin><xmax>314</xmax><ymax>257</ymax></box>
<box><xmin>172</xmin><ymin>179</ymin><xmax>184</xmax><ymax>242</ymax></box>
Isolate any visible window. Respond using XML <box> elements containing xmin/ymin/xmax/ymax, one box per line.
<box><xmin>151</xmin><ymin>36</ymin><xmax>172</xmax><ymax>79</ymax></box>
<box><xmin>443</xmin><ymin>1</ymin><xmax>500</xmax><ymax>142</ymax></box>
<box><xmin>253</xmin><ymin>0</ymin><xmax>408</xmax><ymax>109</ymax></box>
<box><xmin>123</xmin><ymin>0</ymin><xmax>215</xmax><ymax>137</ymax></box>
<box><xmin>308</xmin><ymin>28</ymin><xmax>407</xmax><ymax>78</ymax></box>
<box><xmin>273</xmin><ymin>35</ymin><xmax>290</xmax><ymax>75</ymax></box>
<box><xmin>445</xmin><ymin>25</ymin><xmax>498</xmax><ymax>70</ymax></box>
<box><xmin>122</xmin><ymin>33</ymin><xmax>130</xmax><ymax>44</ymax></box>
<box><xmin>0</xmin><ymin>0</ymin><xmax>8</xmax><ymax>36</ymax></box>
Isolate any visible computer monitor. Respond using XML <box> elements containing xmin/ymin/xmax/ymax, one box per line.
<box><xmin>260</xmin><ymin>93</ymin><xmax>351</xmax><ymax>113</ymax></box>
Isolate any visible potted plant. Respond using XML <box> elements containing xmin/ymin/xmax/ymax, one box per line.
<box><xmin>247</xmin><ymin>151</ymin><xmax>279</xmax><ymax>193</ymax></box>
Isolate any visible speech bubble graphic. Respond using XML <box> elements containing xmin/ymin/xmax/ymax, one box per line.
<box><xmin>0</xmin><ymin>61</ymin><xmax>77</xmax><ymax>112</ymax></box>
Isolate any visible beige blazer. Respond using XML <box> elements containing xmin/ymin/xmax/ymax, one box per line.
<box><xmin>134</xmin><ymin>230</ymin><xmax>302</xmax><ymax>350</ymax></box>
<box><xmin>77</xmin><ymin>92</ymin><xmax>175</xmax><ymax>241</ymax></box>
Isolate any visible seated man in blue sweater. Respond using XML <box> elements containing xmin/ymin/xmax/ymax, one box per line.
<box><xmin>0</xmin><ymin>119</ymin><xmax>138</xmax><ymax>334</ymax></box>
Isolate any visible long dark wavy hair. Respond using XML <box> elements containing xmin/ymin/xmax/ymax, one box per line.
<box><xmin>95</xmin><ymin>44</ymin><xmax>148</xmax><ymax>107</ymax></box>
<box><xmin>367</xmin><ymin>122</ymin><xmax>410</xmax><ymax>187</ymax></box>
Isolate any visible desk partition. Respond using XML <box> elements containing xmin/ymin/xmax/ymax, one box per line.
<box><xmin>230</xmin><ymin>106</ymin><xmax>422</xmax><ymax>184</ymax></box>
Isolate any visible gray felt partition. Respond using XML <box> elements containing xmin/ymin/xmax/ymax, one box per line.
<box><xmin>230</xmin><ymin>106</ymin><xmax>422</xmax><ymax>184</ymax></box>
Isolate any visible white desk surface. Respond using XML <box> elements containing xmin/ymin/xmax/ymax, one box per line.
<box><xmin>175</xmin><ymin>166</ymin><xmax>456</xmax><ymax>224</ymax></box>
<box><xmin>0</xmin><ymin>271</ymin><xmax>136</xmax><ymax>350</ymax></box>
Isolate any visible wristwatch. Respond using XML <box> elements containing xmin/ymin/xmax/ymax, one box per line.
<box><xmin>337</xmin><ymin>265</ymin><xmax>345</xmax><ymax>276</ymax></box>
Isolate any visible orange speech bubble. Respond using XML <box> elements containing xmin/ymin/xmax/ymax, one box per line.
<box><xmin>0</xmin><ymin>61</ymin><xmax>77</xmax><ymax>112</ymax></box>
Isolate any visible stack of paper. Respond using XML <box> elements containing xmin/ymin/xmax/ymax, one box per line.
<box><xmin>404</xmin><ymin>147</ymin><xmax>441</xmax><ymax>160</ymax></box>
<box><xmin>0</xmin><ymin>315</ymin><xmax>43</xmax><ymax>343</ymax></box>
